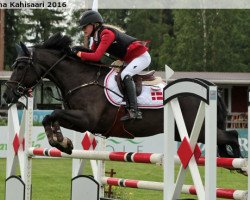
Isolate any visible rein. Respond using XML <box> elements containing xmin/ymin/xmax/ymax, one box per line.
<box><xmin>31</xmin><ymin>54</ymin><xmax>67</xmax><ymax>90</ymax></box>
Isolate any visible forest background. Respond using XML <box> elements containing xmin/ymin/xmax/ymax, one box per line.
<box><xmin>4</xmin><ymin>9</ymin><xmax>250</xmax><ymax>72</ymax></box>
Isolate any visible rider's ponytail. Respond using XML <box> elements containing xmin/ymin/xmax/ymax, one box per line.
<box><xmin>103</xmin><ymin>24</ymin><xmax>125</xmax><ymax>33</ymax></box>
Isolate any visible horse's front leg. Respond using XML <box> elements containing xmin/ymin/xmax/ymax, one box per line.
<box><xmin>42</xmin><ymin>109</ymin><xmax>92</xmax><ymax>154</ymax></box>
<box><xmin>42</xmin><ymin>114</ymin><xmax>73</xmax><ymax>154</ymax></box>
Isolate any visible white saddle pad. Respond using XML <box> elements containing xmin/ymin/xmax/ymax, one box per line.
<box><xmin>104</xmin><ymin>69</ymin><xmax>165</xmax><ymax>109</ymax></box>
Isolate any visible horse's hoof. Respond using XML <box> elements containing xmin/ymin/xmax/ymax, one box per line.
<box><xmin>64</xmin><ymin>148</ymin><xmax>73</xmax><ymax>155</ymax></box>
<box><xmin>55</xmin><ymin>137</ymin><xmax>74</xmax><ymax>155</ymax></box>
<box><xmin>237</xmin><ymin>169</ymin><xmax>248</xmax><ymax>176</ymax></box>
<box><xmin>54</xmin><ymin>143</ymin><xmax>73</xmax><ymax>155</ymax></box>
<box><xmin>65</xmin><ymin>137</ymin><xmax>74</xmax><ymax>154</ymax></box>
<box><xmin>54</xmin><ymin>143</ymin><xmax>67</xmax><ymax>154</ymax></box>
<box><xmin>48</xmin><ymin>139</ymin><xmax>57</xmax><ymax>147</ymax></box>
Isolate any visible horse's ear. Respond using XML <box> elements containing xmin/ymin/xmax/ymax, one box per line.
<box><xmin>15</xmin><ymin>43</ymin><xmax>22</xmax><ymax>55</ymax></box>
<box><xmin>20</xmin><ymin>41</ymin><xmax>30</xmax><ymax>56</ymax></box>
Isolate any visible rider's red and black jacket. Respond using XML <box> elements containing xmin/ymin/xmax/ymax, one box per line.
<box><xmin>79</xmin><ymin>26</ymin><xmax>148</xmax><ymax>62</ymax></box>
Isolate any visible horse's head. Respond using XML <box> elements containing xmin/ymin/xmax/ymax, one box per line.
<box><xmin>3</xmin><ymin>32</ymin><xmax>97</xmax><ymax>105</ymax></box>
<box><xmin>3</xmin><ymin>42</ymin><xmax>41</xmax><ymax>104</ymax></box>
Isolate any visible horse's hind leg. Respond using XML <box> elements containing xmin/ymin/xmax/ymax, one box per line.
<box><xmin>217</xmin><ymin>129</ymin><xmax>241</xmax><ymax>158</ymax></box>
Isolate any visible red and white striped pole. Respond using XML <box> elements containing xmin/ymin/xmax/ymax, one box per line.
<box><xmin>28</xmin><ymin>147</ymin><xmax>163</xmax><ymax>164</ymax></box>
<box><xmin>182</xmin><ymin>185</ymin><xmax>248</xmax><ymax>200</ymax></box>
<box><xmin>102</xmin><ymin>177</ymin><xmax>248</xmax><ymax>200</ymax></box>
<box><xmin>28</xmin><ymin>147</ymin><xmax>248</xmax><ymax>172</ymax></box>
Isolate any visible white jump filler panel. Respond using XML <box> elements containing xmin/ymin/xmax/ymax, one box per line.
<box><xmin>163</xmin><ymin>76</ymin><xmax>217</xmax><ymax>200</ymax></box>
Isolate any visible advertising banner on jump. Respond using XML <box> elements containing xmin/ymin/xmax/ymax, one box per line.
<box><xmin>0</xmin><ymin>110</ymin><xmax>248</xmax><ymax>158</ymax></box>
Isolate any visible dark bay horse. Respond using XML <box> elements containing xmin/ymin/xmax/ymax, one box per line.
<box><xmin>3</xmin><ymin>33</ymin><xmax>241</xmax><ymax>158</ymax></box>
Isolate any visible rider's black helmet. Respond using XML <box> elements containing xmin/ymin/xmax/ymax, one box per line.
<box><xmin>79</xmin><ymin>10</ymin><xmax>103</xmax><ymax>29</ymax></box>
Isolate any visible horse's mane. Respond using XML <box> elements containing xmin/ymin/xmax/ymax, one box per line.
<box><xmin>35</xmin><ymin>32</ymin><xmax>109</xmax><ymax>68</ymax></box>
<box><xmin>35</xmin><ymin>32</ymin><xmax>72</xmax><ymax>52</ymax></box>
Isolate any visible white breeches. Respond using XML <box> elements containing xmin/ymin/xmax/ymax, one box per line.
<box><xmin>121</xmin><ymin>51</ymin><xmax>151</xmax><ymax>80</ymax></box>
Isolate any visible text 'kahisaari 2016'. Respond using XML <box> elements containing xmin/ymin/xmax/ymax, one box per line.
<box><xmin>0</xmin><ymin>1</ymin><xmax>67</xmax><ymax>8</ymax></box>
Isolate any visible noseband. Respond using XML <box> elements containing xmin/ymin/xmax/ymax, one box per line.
<box><xmin>5</xmin><ymin>56</ymin><xmax>34</xmax><ymax>97</ymax></box>
<box><xmin>5</xmin><ymin>54</ymin><xmax>67</xmax><ymax>98</ymax></box>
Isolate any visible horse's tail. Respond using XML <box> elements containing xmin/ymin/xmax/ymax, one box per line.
<box><xmin>217</xmin><ymin>90</ymin><xmax>228</xmax><ymax>130</ymax></box>
<box><xmin>196</xmin><ymin>78</ymin><xmax>227</xmax><ymax>130</ymax></box>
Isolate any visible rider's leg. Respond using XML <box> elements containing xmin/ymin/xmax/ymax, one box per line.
<box><xmin>120</xmin><ymin>75</ymin><xmax>141</xmax><ymax>121</ymax></box>
<box><xmin>120</xmin><ymin>52</ymin><xmax>151</xmax><ymax>121</ymax></box>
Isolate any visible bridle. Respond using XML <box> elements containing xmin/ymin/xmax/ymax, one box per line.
<box><xmin>5</xmin><ymin>56</ymin><xmax>34</xmax><ymax>98</ymax></box>
<box><xmin>5</xmin><ymin>53</ymin><xmax>67</xmax><ymax>98</ymax></box>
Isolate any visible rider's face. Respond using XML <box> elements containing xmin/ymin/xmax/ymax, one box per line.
<box><xmin>82</xmin><ymin>24</ymin><xmax>93</xmax><ymax>37</ymax></box>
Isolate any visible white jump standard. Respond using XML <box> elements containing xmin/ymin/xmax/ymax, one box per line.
<box><xmin>164</xmin><ymin>78</ymin><xmax>217</xmax><ymax>200</ymax></box>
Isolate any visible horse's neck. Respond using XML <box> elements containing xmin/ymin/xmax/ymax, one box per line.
<box><xmin>36</xmin><ymin>49</ymin><xmax>109</xmax><ymax>97</ymax></box>
<box><xmin>46</xmin><ymin>58</ymin><xmax>106</xmax><ymax>97</ymax></box>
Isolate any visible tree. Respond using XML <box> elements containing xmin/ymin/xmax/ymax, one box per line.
<box><xmin>65</xmin><ymin>9</ymin><xmax>83</xmax><ymax>45</ymax></box>
<box><xmin>125</xmin><ymin>10</ymin><xmax>170</xmax><ymax>70</ymax></box>
<box><xmin>22</xmin><ymin>9</ymin><xmax>66</xmax><ymax>44</ymax></box>
<box><xmin>4</xmin><ymin>10</ymin><xmax>25</xmax><ymax>69</ymax></box>
<box><xmin>158</xmin><ymin>10</ymin><xmax>250</xmax><ymax>72</ymax></box>
<box><xmin>4</xmin><ymin>9</ymin><xmax>66</xmax><ymax>69</ymax></box>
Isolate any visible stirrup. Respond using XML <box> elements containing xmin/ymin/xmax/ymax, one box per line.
<box><xmin>120</xmin><ymin>109</ymin><xmax>142</xmax><ymax>121</ymax></box>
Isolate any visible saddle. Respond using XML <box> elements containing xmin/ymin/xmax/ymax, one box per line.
<box><xmin>115</xmin><ymin>68</ymin><xmax>159</xmax><ymax>96</ymax></box>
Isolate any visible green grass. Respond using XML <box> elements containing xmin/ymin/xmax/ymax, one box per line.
<box><xmin>0</xmin><ymin>158</ymin><xmax>248</xmax><ymax>200</ymax></box>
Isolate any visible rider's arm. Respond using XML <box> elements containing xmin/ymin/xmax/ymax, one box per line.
<box><xmin>79</xmin><ymin>29</ymin><xmax>115</xmax><ymax>61</ymax></box>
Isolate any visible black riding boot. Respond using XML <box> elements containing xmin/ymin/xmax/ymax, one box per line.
<box><xmin>121</xmin><ymin>75</ymin><xmax>142</xmax><ymax>121</ymax></box>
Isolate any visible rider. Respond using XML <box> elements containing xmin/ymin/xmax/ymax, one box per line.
<box><xmin>74</xmin><ymin>10</ymin><xmax>151</xmax><ymax>121</ymax></box>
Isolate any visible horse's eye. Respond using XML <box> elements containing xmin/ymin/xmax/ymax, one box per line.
<box><xmin>17</xmin><ymin>65</ymin><xmax>26</xmax><ymax>70</ymax></box>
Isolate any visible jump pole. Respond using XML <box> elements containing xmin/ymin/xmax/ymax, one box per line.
<box><xmin>26</xmin><ymin>145</ymin><xmax>248</xmax><ymax>199</ymax></box>
<box><xmin>27</xmin><ymin>147</ymin><xmax>248</xmax><ymax>171</ymax></box>
<box><xmin>101</xmin><ymin>177</ymin><xmax>247</xmax><ymax>200</ymax></box>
